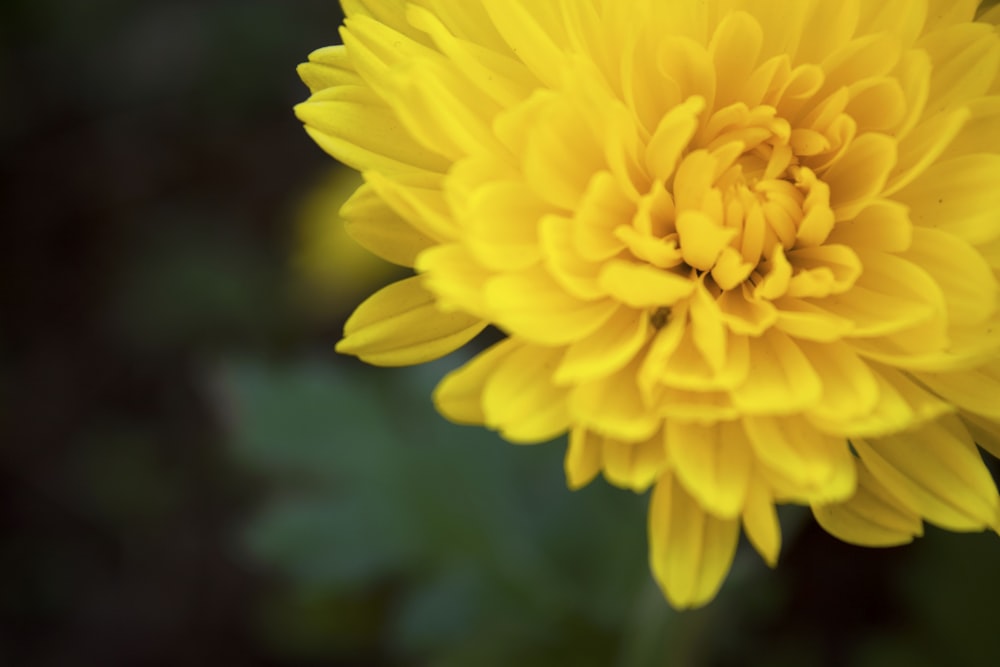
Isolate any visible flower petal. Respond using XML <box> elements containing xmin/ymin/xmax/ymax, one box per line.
<box><xmin>818</xmin><ymin>251</ymin><xmax>944</xmax><ymax>338</ymax></box>
<box><xmin>730</xmin><ymin>330</ymin><xmax>823</xmax><ymax>414</ymax></box>
<box><xmin>434</xmin><ymin>338</ymin><xmax>519</xmax><ymax>424</ymax></box>
<box><xmin>486</xmin><ymin>270</ymin><xmax>618</xmax><ymax>345</ymax></box>
<box><xmin>648</xmin><ymin>474</ymin><xmax>740</xmax><ymax>610</ymax></box>
<box><xmin>855</xmin><ymin>416</ymin><xmax>1000</xmax><ymax>531</ymax></box>
<box><xmin>416</xmin><ymin>244</ymin><xmax>492</xmax><ymax>316</ymax></box>
<box><xmin>481</xmin><ymin>344</ymin><xmax>571</xmax><ymax>443</ymax></box>
<box><xmin>798</xmin><ymin>340</ymin><xmax>880</xmax><ymax>423</ymax></box>
<box><xmin>666</xmin><ymin>420</ymin><xmax>752</xmax><ymax>519</ymax></box>
<box><xmin>296</xmin><ymin>86</ymin><xmax>450</xmax><ymax>174</ymax></box>
<box><xmin>919</xmin><ymin>21</ymin><xmax>1000</xmax><ymax>113</ymax></box>
<box><xmin>538</xmin><ymin>215</ymin><xmax>604</xmax><ymax>299</ymax></box>
<box><xmin>811</xmin><ymin>365</ymin><xmax>953</xmax><ymax>438</ymax></box>
<box><xmin>823</xmin><ymin>133</ymin><xmax>897</xmax><ymax>221</ymax></box>
<box><xmin>564</xmin><ymin>427</ymin><xmax>602</xmax><ymax>490</ymax></box>
<box><xmin>812</xmin><ymin>458</ymin><xmax>924</xmax><ymax>547</ymax></box>
<box><xmin>341</xmin><ymin>183</ymin><xmax>434</xmax><ymax>266</ymax></box>
<box><xmin>786</xmin><ymin>244</ymin><xmax>862</xmax><ymax>298</ymax></box>
<box><xmin>825</xmin><ymin>198</ymin><xmax>912</xmax><ymax>253</ymax></box>
<box><xmin>481</xmin><ymin>0</ymin><xmax>569</xmax><ymax>88</ymax></box>
<box><xmin>337</xmin><ymin>276</ymin><xmax>486</xmax><ymax>365</ymax></box>
<box><xmin>554</xmin><ymin>307</ymin><xmax>649</xmax><ymax>384</ymax></box>
<box><xmin>597</xmin><ymin>260</ymin><xmax>695</xmax><ymax>308</ymax></box>
<box><xmin>900</xmin><ymin>228</ymin><xmax>998</xmax><ymax>326</ymax></box>
<box><xmin>940</xmin><ymin>95</ymin><xmax>1000</xmax><ymax>160</ymax></box>
<box><xmin>742</xmin><ymin>474</ymin><xmax>782</xmax><ymax>567</ymax></box>
<box><xmin>602</xmin><ymin>435</ymin><xmax>667</xmax><ymax>492</ymax></box>
<box><xmin>298</xmin><ymin>45</ymin><xmax>360</xmax><ymax>93</ymax></box>
<box><xmin>465</xmin><ymin>181</ymin><xmax>549</xmax><ymax>271</ymax></box>
<box><xmin>743</xmin><ymin>415</ymin><xmax>856</xmax><ymax>503</ymax></box>
<box><xmin>569</xmin><ymin>358</ymin><xmax>662</xmax><ymax>442</ymax></box>
<box><xmin>895</xmin><ymin>154</ymin><xmax>1000</xmax><ymax>246</ymax></box>
<box><xmin>916</xmin><ymin>361</ymin><xmax>1000</xmax><ymax>421</ymax></box>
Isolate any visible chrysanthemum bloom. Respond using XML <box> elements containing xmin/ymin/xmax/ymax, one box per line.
<box><xmin>297</xmin><ymin>0</ymin><xmax>1000</xmax><ymax>608</ymax></box>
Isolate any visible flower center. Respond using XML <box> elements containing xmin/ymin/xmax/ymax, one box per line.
<box><xmin>623</xmin><ymin>100</ymin><xmax>836</xmax><ymax>296</ymax></box>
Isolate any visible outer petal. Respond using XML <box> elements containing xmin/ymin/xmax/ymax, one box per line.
<box><xmin>648</xmin><ymin>474</ymin><xmax>740</xmax><ymax>610</ymax></box>
<box><xmin>337</xmin><ymin>276</ymin><xmax>486</xmax><ymax>365</ymax></box>
<box><xmin>296</xmin><ymin>84</ymin><xmax>450</xmax><ymax>174</ymax></box>
<box><xmin>916</xmin><ymin>361</ymin><xmax>1000</xmax><ymax>421</ymax></box>
<box><xmin>963</xmin><ymin>411</ymin><xmax>1000</xmax><ymax>461</ymax></box>
<box><xmin>341</xmin><ymin>183</ymin><xmax>435</xmax><ymax>266</ymax></box>
<box><xmin>435</xmin><ymin>338</ymin><xmax>571</xmax><ymax>443</ymax></box>
<box><xmin>742</xmin><ymin>473</ymin><xmax>782</xmax><ymax>567</ymax></box>
<box><xmin>855</xmin><ymin>416</ymin><xmax>1000</xmax><ymax>531</ymax></box>
<box><xmin>481</xmin><ymin>343</ymin><xmax>571</xmax><ymax>442</ymax></box>
<box><xmin>601</xmin><ymin>435</ymin><xmax>667</xmax><ymax>492</ymax></box>
<box><xmin>812</xmin><ymin>458</ymin><xmax>925</xmax><ymax>547</ymax></box>
<box><xmin>565</xmin><ymin>427</ymin><xmax>602</xmax><ymax>490</ymax></box>
<box><xmin>894</xmin><ymin>154</ymin><xmax>1000</xmax><ymax>246</ymax></box>
<box><xmin>298</xmin><ymin>45</ymin><xmax>361</xmax><ymax>93</ymax></box>
<box><xmin>810</xmin><ymin>365</ymin><xmax>953</xmax><ymax>437</ymax></box>
<box><xmin>434</xmin><ymin>338</ymin><xmax>519</xmax><ymax>424</ymax></box>
<box><xmin>743</xmin><ymin>415</ymin><xmax>856</xmax><ymax>504</ymax></box>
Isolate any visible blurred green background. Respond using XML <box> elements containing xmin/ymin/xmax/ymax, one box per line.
<box><xmin>1</xmin><ymin>1</ymin><xmax>999</xmax><ymax>666</ymax></box>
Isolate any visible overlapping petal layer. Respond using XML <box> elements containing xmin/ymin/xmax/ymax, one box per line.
<box><xmin>299</xmin><ymin>0</ymin><xmax>1000</xmax><ymax>608</ymax></box>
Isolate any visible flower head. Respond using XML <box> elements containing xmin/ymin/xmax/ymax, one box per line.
<box><xmin>297</xmin><ymin>0</ymin><xmax>1000</xmax><ymax>608</ymax></box>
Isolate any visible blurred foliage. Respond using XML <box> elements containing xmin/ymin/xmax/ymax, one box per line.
<box><xmin>220</xmin><ymin>355</ymin><xmax>651</xmax><ymax>665</ymax></box>
<box><xmin>219</xmin><ymin>353</ymin><xmax>1000</xmax><ymax>667</ymax></box>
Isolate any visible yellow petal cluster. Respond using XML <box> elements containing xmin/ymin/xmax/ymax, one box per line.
<box><xmin>297</xmin><ymin>0</ymin><xmax>1000</xmax><ymax>608</ymax></box>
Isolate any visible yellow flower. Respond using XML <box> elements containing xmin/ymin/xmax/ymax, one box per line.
<box><xmin>296</xmin><ymin>0</ymin><xmax>1000</xmax><ymax>608</ymax></box>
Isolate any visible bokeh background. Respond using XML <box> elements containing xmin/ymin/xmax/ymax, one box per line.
<box><xmin>2</xmin><ymin>1</ymin><xmax>999</xmax><ymax>665</ymax></box>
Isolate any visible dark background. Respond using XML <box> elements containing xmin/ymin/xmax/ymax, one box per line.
<box><xmin>2</xmin><ymin>2</ymin><xmax>999</xmax><ymax>665</ymax></box>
